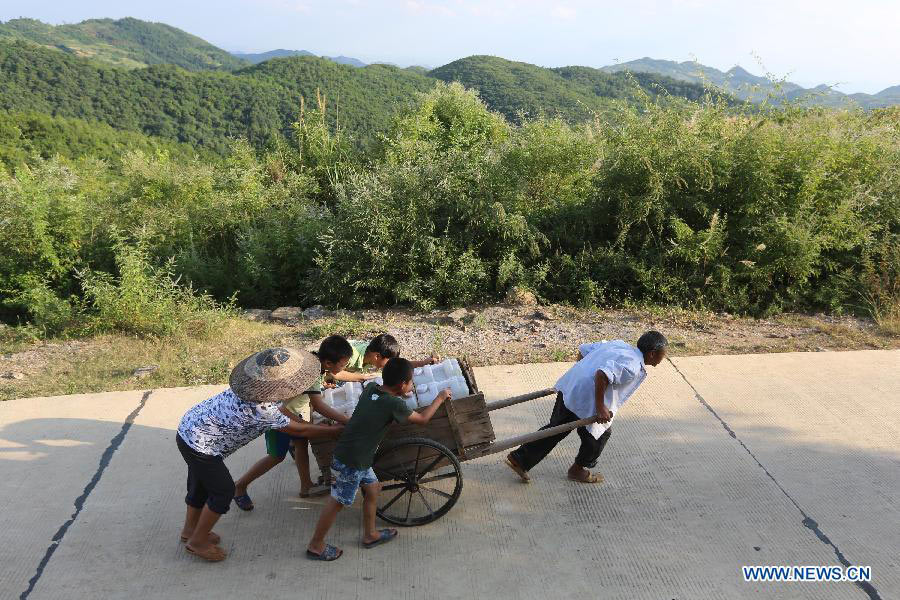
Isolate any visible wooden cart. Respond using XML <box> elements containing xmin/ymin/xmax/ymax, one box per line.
<box><xmin>310</xmin><ymin>361</ymin><xmax>597</xmax><ymax>526</ymax></box>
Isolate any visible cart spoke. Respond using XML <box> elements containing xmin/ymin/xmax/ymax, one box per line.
<box><xmin>418</xmin><ymin>471</ymin><xmax>459</xmax><ymax>485</ymax></box>
<box><xmin>415</xmin><ymin>455</ymin><xmax>444</xmax><ymax>478</ymax></box>
<box><xmin>417</xmin><ymin>489</ymin><xmax>435</xmax><ymax>518</ymax></box>
<box><xmin>421</xmin><ymin>486</ymin><xmax>452</xmax><ymax>499</ymax></box>
<box><xmin>412</xmin><ymin>445</ymin><xmax>422</xmax><ymax>477</ymax></box>
<box><xmin>404</xmin><ymin>489</ymin><xmax>413</xmax><ymax>523</ymax></box>
<box><xmin>375</xmin><ymin>466</ymin><xmax>406</xmax><ymax>481</ymax></box>
<box><xmin>381</xmin><ymin>488</ymin><xmax>408</xmax><ymax>511</ymax></box>
<box><xmin>380</xmin><ymin>482</ymin><xmax>408</xmax><ymax>492</ymax></box>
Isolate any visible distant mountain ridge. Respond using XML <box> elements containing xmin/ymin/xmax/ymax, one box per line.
<box><xmin>601</xmin><ymin>58</ymin><xmax>897</xmax><ymax>109</ymax></box>
<box><xmin>233</xmin><ymin>49</ymin><xmax>367</xmax><ymax>67</ymax></box>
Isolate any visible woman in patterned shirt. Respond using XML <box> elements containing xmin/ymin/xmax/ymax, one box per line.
<box><xmin>176</xmin><ymin>347</ymin><xmax>343</xmax><ymax>562</ymax></box>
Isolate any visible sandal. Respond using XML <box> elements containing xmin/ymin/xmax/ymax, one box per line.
<box><xmin>363</xmin><ymin>528</ymin><xmax>398</xmax><ymax>549</ymax></box>
<box><xmin>233</xmin><ymin>493</ymin><xmax>254</xmax><ymax>511</ymax></box>
<box><xmin>505</xmin><ymin>455</ymin><xmax>531</xmax><ymax>483</ymax></box>
<box><xmin>567</xmin><ymin>471</ymin><xmax>604</xmax><ymax>484</ymax></box>
<box><xmin>306</xmin><ymin>544</ymin><xmax>343</xmax><ymax>561</ymax></box>
<box><xmin>299</xmin><ymin>484</ymin><xmax>330</xmax><ymax>498</ymax></box>
<box><xmin>185</xmin><ymin>544</ymin><xmax>227</xmax><ymax>562</ymax></box>
<box><xmin>180</xmin><ymin>531</ymin><xmax>221</xmax><ymax>544</ymax></box>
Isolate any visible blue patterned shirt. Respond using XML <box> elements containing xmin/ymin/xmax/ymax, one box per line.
<box><xmin>177</xmin><ymin>388</ymin><xmax>291</xmax><ymax>457</ymax></box>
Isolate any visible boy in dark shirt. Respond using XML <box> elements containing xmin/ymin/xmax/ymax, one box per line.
<box><xmin>306</xmin><ymin>357</ymin><xmax>450</xmax><ymax>561</ymax></box>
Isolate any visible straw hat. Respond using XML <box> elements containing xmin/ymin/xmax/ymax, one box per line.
<box><xmin>229</xmin><ymin>347</ymin><xmax>321</xmax><ymax>403</ymax></box>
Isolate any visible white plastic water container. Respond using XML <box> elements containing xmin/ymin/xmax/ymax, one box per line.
<box><xmin>414</xmin><ymin>376</ymin><xmax>469</xmax><ymax>408</ymax></box>
<box><xmin>412</xmin><ymin>366</ymin><xmax>435</xmax><ymax>386</ymax></box>
<box><xmin>447</xmin><ymin>375</ymin><xmax>469</xmax><ymax>399</ymax></box>
<box><xmin>415</xmin><ymin>383</ymin><xmax>441</xmax><ymax>408</ymax></box>
<box><xmin>430</xmin><ymin>359</ymin><xmax>463</xmax><ymax>381</ymax></box>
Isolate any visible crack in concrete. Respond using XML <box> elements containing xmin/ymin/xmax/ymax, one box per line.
<box><xmin>667</xmin><ymin>359</ymin><xmax>881</xmax><ymax>600</ymax></box>
<box><xmin>19</xmin><ymin>390</ymin><xmax>153</xmax><ymax>600</ymax></box>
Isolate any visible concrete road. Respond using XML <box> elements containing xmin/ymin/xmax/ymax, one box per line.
<box><xmin>0</xmin><ymin>351</ymin><xmax>897</xmax><ymax>600</ymax></box>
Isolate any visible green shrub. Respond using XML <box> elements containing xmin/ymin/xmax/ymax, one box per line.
<box><xmin>2</xmin><ymin>81</ymin><xmax>898</xmax><ymax>334</ymax></box>
<box><xmin>79</xmin><ymin>240</ymin><xmax>232</xmax><ymax>337</ymax></box>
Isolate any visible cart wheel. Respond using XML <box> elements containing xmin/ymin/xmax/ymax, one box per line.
<box><xmin>374</xmin><ymin>437</ymin><xmax>463</xmax><ymax>526</ymax></box>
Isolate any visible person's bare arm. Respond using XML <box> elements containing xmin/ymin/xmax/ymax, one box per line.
<box><xmin>309</xmin><ymin>393</ymin><xmax>350</xmax><ymax>424</ymax></box>
<box><xmin>330</xmin><ymin>370</ymin><xmax>378</xmax><ymax>382</ymax></box>
<box><xmin>408</xmin><ymin>355</ymin><xmax>438</xmax><ymax>368</ymax></box>
<box><xmin>595</xmin><ymin>370</ymin><xmax>613</xmax><ymax>423</ymax></box>
<box><xmin>407</xmin><ymin>390</ymin><xmax>450</xmax><ymax>425</ymax></box>
<box><xmin>277</xmin><ymin>406</ymin><xmax>343</xmax><ymax>438</ymax></box>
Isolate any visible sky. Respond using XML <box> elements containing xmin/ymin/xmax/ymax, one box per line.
<box><xmin>2</xmin><ymin>0</ymin><xmax>898</xmax><ymax>94</ymax></box>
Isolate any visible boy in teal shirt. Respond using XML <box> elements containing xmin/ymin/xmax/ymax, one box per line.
<box><xmin>306</xmin><ymin>357</ymin><xmax>450</xmax><ymax>561</ymax></box>
<box><xmin>233</xmin><ymin>336</ymin><xmax>353</xmax><ymax>509</ymax></box>
<box><xmin>329</xmin><ymin>333</ymin><xmax>438</xmax><ymax>383</ymax></box>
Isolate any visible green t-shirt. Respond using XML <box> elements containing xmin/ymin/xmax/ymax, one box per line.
<box><xmin>346</xmin><ymin>341</ymin><xmax>370</xmax><ymax>372</ymax></box>
<box><xmin>333</xmin><ymin>382</ymin><xmax>413</xmax><ymax>469</ymax></box>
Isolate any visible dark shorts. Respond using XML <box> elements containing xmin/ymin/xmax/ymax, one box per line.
<box><xmin>264</xmin><ymin>429</ymin><xmax>306</xmax><ymax>459</ymax></box>
<box><xmin>176</xmin><ymin>434</ymin><xmax>235</xmax><ymax>514</ymax></box>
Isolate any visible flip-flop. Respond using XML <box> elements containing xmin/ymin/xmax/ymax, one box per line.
<box><xmin>568</xmin><ymin>472</ymin><xmax>604</xmax><ymax>484</ymax></box>
<box><xmin>505</xmin><ymin>455</ymin><xmax>531</xmax><ymax>483</ymax></box>
<box><xmin>233</xmin><ymin>493</ymin><xmax>254</xmax><ymax>511</ymax></box>
<box><xmin>306</xmin><ymin>544</ymin><xmax>343</xmax><ymax>561</ymax></box>
<box><xmin>180</xmin><ymin>531</ymin><xmax>221</xmax><ymax>544</ymax></box>
<box><xmin>363</xmin><ymin>528</ymin><xmax>398</xmax><ymax>549</ymax></box>
<box><xmin>299</xmin><ymin>484</ymin><xmax>330</xmax><ymax>498</ymax></box>
<box><xmin>185</xmin><ymin>544</ymin><xmax>227</xmax><ymax>562</ymax></box>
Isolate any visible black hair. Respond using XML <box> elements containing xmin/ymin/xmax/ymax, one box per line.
<box><xmin>382</xmin><ymin>357</ymin><xmax>413</xmax><ymax>387</ymax></box>
<box><xmin>315</xmin><ymin>335</ymin><xmax>353</xmax><ymax>363</ymax></box>
<box><xmin>366</xmin><ymin>333</ymin><xmax>400</xmax><ymax>359</ymax></box>
<box><xmin>637</xmin><ymin>331</ymin><xmax>668</xmax><ymax>354</ymax></box>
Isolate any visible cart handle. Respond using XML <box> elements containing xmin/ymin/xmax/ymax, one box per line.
<box><xmin>484</xmin><ymin>388</ymin><xmax>557</xmax><ymax>412</ymax></box>
<box><xmin>466</xmin><ymin>416</ymin><xmax>600</xmax><ymax>459</ymax></box>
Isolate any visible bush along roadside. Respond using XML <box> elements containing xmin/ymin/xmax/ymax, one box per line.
<box><xmin>1</xmin><ymin>83</ymin><xmax>898</xmax><ymax>338</ymax></box>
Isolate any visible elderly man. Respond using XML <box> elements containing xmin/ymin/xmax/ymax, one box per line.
<box><xmin>506</xmin><ymin>331</ymin><xmax>668</xmax><ymax>484</ymax></box>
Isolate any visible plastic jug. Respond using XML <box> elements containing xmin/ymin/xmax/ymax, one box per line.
<box><xmin>448</xmin><ymin>375</ymin><xmax>469</xmax><ymax>399</ymax></box>
<box><xmin>431</xmin><ymin>359</ymin><xmax>463</xmax><ymax>381</ymax></box>
<box><xmin>415</xmin><ymin>383</ymin><xmax>444</xmax><ymax>408</ymax></box>
<box><xmin>412</xmin><ymin>366</ymin><xmax>435</xmax><ymax>385</ymax></box>
<box><xmin>431</xmin><ymin>376</ymin><xmax>468</xmax><ymax>401</ymax></box>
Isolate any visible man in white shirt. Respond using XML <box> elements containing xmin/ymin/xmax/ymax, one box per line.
<box><xmin>506</xmin><ymin>331</ymin><xmax>668</xmax><ymax>484</ymax></box>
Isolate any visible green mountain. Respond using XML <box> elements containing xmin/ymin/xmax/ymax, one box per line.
<box><xmin>0</xmin><ymin>43</ymin><xmax>730</xmax><ymax>153</ymax></box>
<box><xmin>0</xmin><ymin>41</ymin><xmax>431</xmax><ymax>152</ymax></box>
<box><xmin>601</xmin><ymin>57</ymin><xmax>897</xmax><ymax>109</ymax></box>
<box><xmin>429</xmin><ymin>56</ymin><xmax>726</xmax><ymax>123</ymax></box>
<box><xmin>0</xmin><ymin>17</ymin><xmax>247</xmax><ymax>71</ymax></box>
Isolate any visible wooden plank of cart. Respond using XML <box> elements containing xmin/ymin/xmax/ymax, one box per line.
<box><xmin>310</xmin><ymin>360</ymin><xmax>595</xmax><ymax>526</ymax></box>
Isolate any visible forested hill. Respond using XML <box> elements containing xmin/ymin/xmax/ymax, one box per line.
<box><xmin>0</xmin><ymin>110</ymin><xmax>206</xmax><ymax>170</ymax></box>
<box><xmin>0</xmin><ymin>41</ymin><xmax>431</xmax><ymax>152</ymax></box>
<box><xmin>0</xmin><ymin>17</ymin><xmax>246</xmax><ymax>71</ymax></box>
<box><xmin>430</xmin><ymin>56</ymin><xmax>726</xmax><ymax>122</ymax></box>
<box><xmin>0</xmin><ymin>42</ymin><xmax>727</xmax><ymax>152</ymax></box>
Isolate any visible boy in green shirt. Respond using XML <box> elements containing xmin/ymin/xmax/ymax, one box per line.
<box><xmin>329</xmin><ymin>333</ymin><xmax>438</xmax><ymax>384</ymax></box>
<box><xmin>306</xmin><ymin>357</ymin><xmax>450</xmax><ymax>561</ymax></box>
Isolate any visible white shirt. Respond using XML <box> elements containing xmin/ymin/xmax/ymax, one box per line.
<box><xmin>556</xmin><ymin>340</ymin><xmax>647</xmax><ymax>439</ymax></box>
<box><xmin>177</xmin><ymin>388</ymin><xmax>291</xmax><ymax>457</ymax></box>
